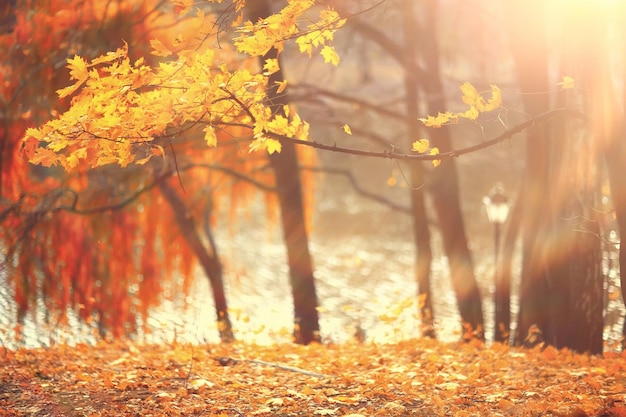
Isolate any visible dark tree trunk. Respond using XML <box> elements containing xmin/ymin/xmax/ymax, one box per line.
<box><xmin>417</xmin><ymin>1</ymin><xmax>484</xmax><ymax>340</ymax></box>
<box><xmin>247</xmin><ymin>0</ymin><xmax>320</xmax><ymax>345</ymax></box>
<box><xmin>541</xmin><ymin>115</ymin><xmax>603</xmax><ymax>354</ymax></box>
<box><xmin>158</xmin><ymin>178</ymin><xmax>234</xmax><ymax>343</ymax></box>
<box><xmin>402</xmin><ymin>0</ymin><xmax>434</xmax><ymax>339</ymax></box>
<box><xmin>573</xmin><ymin>5</ymin><xmax>626</xmax><ymax>353</ymax></box>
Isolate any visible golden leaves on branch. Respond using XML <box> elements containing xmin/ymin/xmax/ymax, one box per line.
<box><xmin>234</xmin><ymin>1</ymin><xmax>344</xmax><ymax>65</ymax></box>
<box><xmin>419</xmin><ymin>82</ymin><xmax>502</xmax><ymax>129</ymax></box>
<box><xmin>411</xmin><ymin>139</ymin><xmax>441</xmax><ymax>167</ymax></box>
<box><xmin>23</xmin><ymin>2</ymin><xmax>343</xmax><ymax>171</ymax></box>
<box><xmin>414</xmin><ymin>82</ymin><xmax>502</xmax><ymax>167</ymax></box>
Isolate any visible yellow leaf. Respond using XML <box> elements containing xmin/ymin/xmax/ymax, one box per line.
<box><xmin>67</xmin><ymin>55</ymin><xmax>88</xmax><ymax>81</ymax></box>
<box><xmin>342</xmin><ymin>124</ymin><xmax>352</xmax><ymax>135</ymax></box>
<box><xmin>150</xmin><ymin>39</ymin><xmax>173</xmax><ymax>57</ymax></box>
<box><xmin>483</xmin><ymin>84</ymin><xmax>502</xmax><ymax>111</ymax></box>
<box><xmin>275</xmin><ymin>80</ymin><xmax>288</xmax><ymax>94</ymax></box>
<box><xmin>419</xmin><ymin>112</ymin><xmax>455</xmax><ymax>128</ymax></box>
<box><xmin>263</xmin><ymin>58</ymin><xmax>280</xmax><ymax>75</ymax></box>
<box><xmin>412</xmin><ymin>139</ymin><xmax>430</xmax><ymax>153</ymax></box>
<box><xmin>429</xmin><ymin>148</ymin><xmax>441</xmax><ymax>167</ymax></box>
<box><xmin>203</xmin><ymin>126</ymin><xmax>217</xmax><ymax>147</ymax></box>
<box><xmin>266</xmin><ymin>138</ymin><xmax>282</xmax><ymax>154</ymax></box>
<box><xmin>558</xmin><ymin>75</ymin><xmax>576</xmax><ymax>89</ymax></box>
<box><xmin>320</xmin><ymin>45</ymin><xmax>340</xmax><ymax>66</ymax></box>
<box><xmin>91</xmin><ymin>43</ymin><xmax>127</xmax><ymax>65</ymax></box>
<box><xmin>460</xmin><ymin>82</ymin><xmax>480</xmax><ymax>107</ymax></box>
<box><xmin>459</xmin><ymin>106</ymin><xmax>479</xmax><ymax>121</ymax></box>
<box><xmin>57</xmin><ymin>55</ymin><xmax>89</xmax><ymax>98</ymax></box>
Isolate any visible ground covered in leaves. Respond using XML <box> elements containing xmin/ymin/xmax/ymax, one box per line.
<box><xmin>1</xmin><ymin>338</ymin><xmax>625</xmax><ymax>416</ymax></box>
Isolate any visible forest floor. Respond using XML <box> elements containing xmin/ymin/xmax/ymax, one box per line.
<box><xmin>1</xmin><ymin>338</ymin><xmax>625</xmax><ymax>417</ymax></box>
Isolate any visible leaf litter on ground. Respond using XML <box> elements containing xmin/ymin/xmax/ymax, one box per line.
<box><xmin>1</xmin><ymin>338</ymin><xmax>625</xmax><ymax>416</ymax></box>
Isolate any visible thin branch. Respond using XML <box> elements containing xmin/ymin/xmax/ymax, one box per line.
<box><xmin>20</xmin><ymin>163</ymin><xmax>275</xmax><ymax>217</ymax></box>
<box><xmin>302</xmin><ymin>165</ymin><xmax>410</xmax><ymax>214</ymax></box>
<box><xmin>290</xmin><ymin>83</ymin><xmax>405</xmax><ymax>122</ymax></box>
<box><xmin>269</xmin><ymin>108</ymin><xmax>587</xmax><ymax>161</ymax></box>
<box><xmin>244</xmin><ymin>358</ymin><xmax>333</xmax><ymax>379</ymax></box>
<box><xmin>168</xmin><ymin>138</ymin><xmax>186</xmax><ymax>193</ymax></box>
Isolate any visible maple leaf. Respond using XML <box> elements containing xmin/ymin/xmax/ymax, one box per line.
<box><xmin>482</xmin><ymin>84</ymin><xmax>502</xmax><ymax>111</ymax></box>
<box><xmin>429</xmin><ymin>148</ymin><xmax>441</xmax><ymax>167</ymax></box>
<box><xmin>57</xmin><ymin>55</ymin><xmax>89</xmax><ymax>98</ymax></box>
<box><xmin>459</xmin><ymin>106</ymin><xmax>479</xmax><ymax>121</ymax></box>
<box><xmin>150</xmin><ymin>39</ymin><xmax>173</xmax><ymax>57</ymax></box>
<box><xmin>412</xmin><ymin>139</ymin><xmax>430</xmax><ymax>153</ymax></box>
<box><xmin>275</xmin><ymin>80</ymin><xmax>288</xmax><ymax>94</ymax></box>
<box><xmin>263</xmin><ymin>58</ymin><xmax>280</xmax><ymax>75</ymax></box>
<box><xmin>342</xmin><ymin>124</ymin><xmax>352</xmax><ymax>135</ymax></box>
<box><xmin>419</xmin><ymin>112</ymin><xmax>455</xmax><ymax>128</ymax></box>
<box><xmin>266</xmin><ymin>138</ymin><xmax>282</xmax><ymax>154</ymax></box>
<box><xmin>460</xmin><ymin>82</ymin><xmax>480</xmax><ymax>107</ymax></box>
<box><xmin>203</xmin><ymin>126</ymin><xmax>217</xmax><ymax>147</ymax></box>
<box><xmin>91</xmin><ymin>42</ymin><xmax>128</xmax><ymax>65</ymax></box>
<box><xmin>320</xmin><ymin>45</ymin><xmax>340</xmax><ymax>66</ymax></box>
<box><xmin>459</xmin><ymin>82</ymin><xmax>501</xmax><ymax>113</ymax></box>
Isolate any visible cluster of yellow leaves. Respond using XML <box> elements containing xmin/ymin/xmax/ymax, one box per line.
<box><xmin>250</xmin><ymin>104</ymin><xmax>310</xmax><ymax>154</ymax></box>
<box><xmin>419</xmin><ymin>82</ymin><xmax>502</xmax><ymax>128</ymax></box>
<box><xmin>234</xmin><ymin>0</ymin><xmax>345</xmax><ymax>66</ymax></box>
<box><xmin>2</xmin><ymin>339</ymin><xmax>625</xmax><ymax>416</ymax></box>
<box><xmin>23</xmin><ymin>1</ymin><xmax>343</xmax><ymax>170</ymax></box>
<box><xmin>411</xmin><ymin>82</ymin><xmax>502</xmax><ymax>167</ymax></box>
<box><xmin>25</xmin><ymin>38</ymin><xmax>273</xmax><ymax>169</ymax></box>
<box><xmin>411</xmin><ymin>138</ymin><xmax>441</xmax><ymax>167</ymax></box>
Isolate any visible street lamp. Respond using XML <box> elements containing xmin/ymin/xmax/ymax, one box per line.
<box><xmin>483</xmin><ymin>185</ymin><xmax>511</xmax><ymax>344</ymax></box>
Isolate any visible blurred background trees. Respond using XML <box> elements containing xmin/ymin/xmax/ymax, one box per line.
<box><xmin>2</xmin><ymin>0</ymin><xmax>625</xmax><ymax>354</ymax></box>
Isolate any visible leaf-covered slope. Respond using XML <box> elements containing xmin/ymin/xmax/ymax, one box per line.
<box><xmin>1</xmin><ymin>339</ymin><xmax>625</xmax><ymax>416</ymax></box>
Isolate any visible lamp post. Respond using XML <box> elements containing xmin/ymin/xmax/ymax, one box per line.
<box><xmin>483</xmin><ymin>186</ymin><xmax>511</xmax><ymax>343</ymax></box>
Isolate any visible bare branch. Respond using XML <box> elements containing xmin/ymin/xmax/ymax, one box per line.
<box><xmin>290</xmin><ymin>83</ymin><xmax>405</xmax><ymax>122</ymax></box>
<box><xmin>302</xmin><ymin>165</ymin><xmax>410</xmax><ymax>214</ymax></box>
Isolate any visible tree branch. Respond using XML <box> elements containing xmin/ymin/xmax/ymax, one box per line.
<box><xmin>267</xmin><ymin>108</ymin><xmax>587</xmax><ymax>161</ymax></box>
<box><xmin>302</xmin><ymin>165</ymin><xmax>410</xmax><ymax>214</ymax></box>
<box><xmin>290</xmin><ymin>83</ymin><xmax>405</xmax><ymax>122</ymax></box>
<box><xmin>18</xmin><ymin>163</ymin><xmax>275</xmax><ymax>218</ymax></box>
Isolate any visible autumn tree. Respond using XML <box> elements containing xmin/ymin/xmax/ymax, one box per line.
<box><xmin>3</xmin><ymin>0</ymin><xmax>283</xmax><ymax>343</ymax></box>
<box><xmin>19</xmin><ymin>0</ymin><xmax>343</xmax><ymax>344</ymax></box>
<box><xmin>245</xmin><ymin>0</ymin><xmax>321</xmax><ymax>344</ymax></box>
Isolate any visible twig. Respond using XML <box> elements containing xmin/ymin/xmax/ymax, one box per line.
<box><xmin>216</xmin><ymin>356</ymin><xmax>333</xmax><ymax>378</ymax></box>
<box><xmin>245</xmin><ymin>359</ymin><xmax>333</xmax><ymax>379</ymax></box>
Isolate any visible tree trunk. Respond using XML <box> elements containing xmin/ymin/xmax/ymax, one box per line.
<box><xmin>505</xmin><ymin>0</ymin><xmax>552</xmax><ymax>347</ymax></box>
<box><xmin>402</xmin><ymin>0</ymin><xmax>434</xmax><ymax>339</ymax></box>
<box><xmin>158</xmin><ymin>178</ymin><xmax>234</xmax><ymax>343</ymax></box>
<box><xmin>573</xmin><ymin>4</ymin><xmax>626</xmax><ymax>353</ymax></box>
<box><xmin>417</xmin><ymin>1</ymin><xmax>484</xmax><ymax>340</ymax></box>
<box><xmin>497</xmin><ymin>191</ymin><xmax>522</xmax><ymax>344</ymax></box>
<box><xmin>507</xmin><ymin>0</ymin><xmax>605</xmax><ymax>353</ymax></box>
<box><xmin>247</xmin><ymin>0</ymin><xmax>320</xmax><ymax>344</ymax></box>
